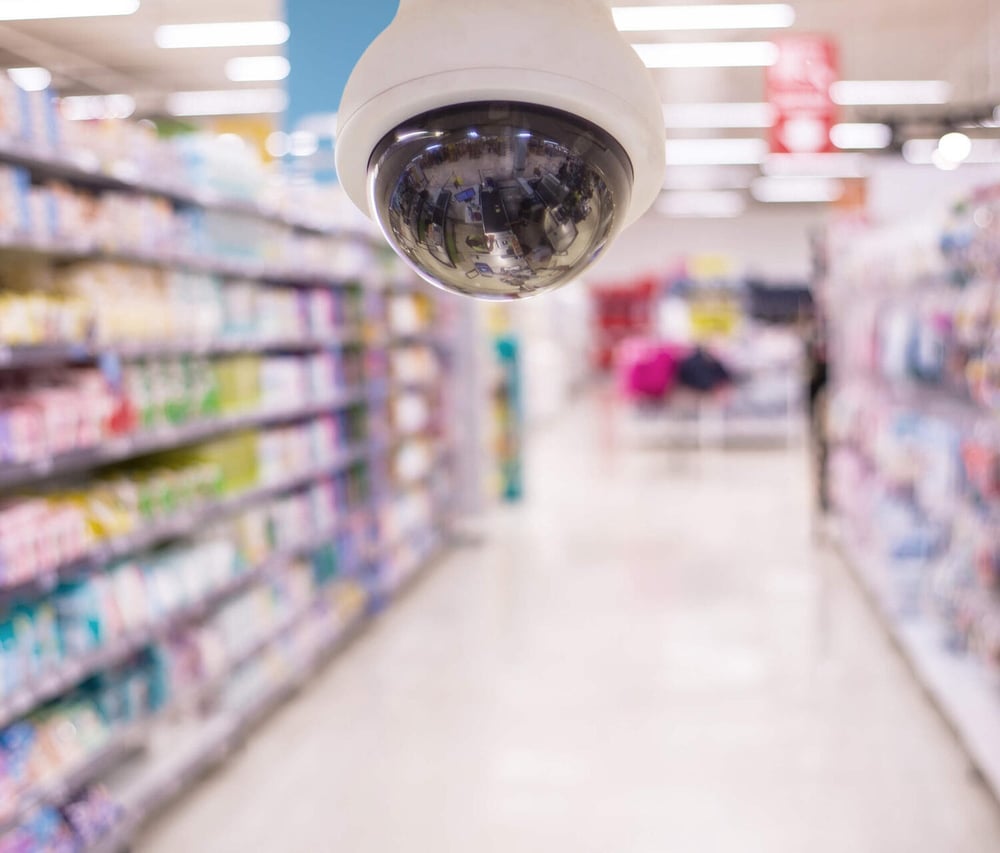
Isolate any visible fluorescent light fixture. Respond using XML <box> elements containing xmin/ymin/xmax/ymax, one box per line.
<box><xmin>613</xmin><ymin>4</ymin><xmax>794</xmax><ymax>31</ymax></box>
<box><xmin>663</xmin><ymin>165</ymin><xmax>756</xmax><ymax>190</ymax></box>
<box><xmin>7</xmin><ymin>67</ymin><xmax>51</xmax><ymax>92</ymax></box>
<box><xmin>830</xmin><ymin>123</ymin><xmax>892</xmax><ymax>150</ymax></box>
<box><xmin>938</xmin><ymin>131</ymin><xmax>972</xmax><ymax>163</ymax></box>
<box><xmin>830</xmin><ymin>80</ymin><xmax>952</xmax><ymax>105</ymax></box>
<box><xmin>61</xmin><ymin>93</ymin><xmax>136</xmax><ymax>120</ymax></box>
<box><xmin>155</xmin><ymin>21</ymin><xmax>290</xmax><ymax>49</ymax></box>
<box><xmin>0</xmin><ymin>0</ymin><xmax>138</xmax><ymax>20</ymax></box>
<box><xmin>763</xmin><ymin>153</ymin><xmax>868</xmax><ymax>178</ymax></box>
<box><xmin>663</xmin><ymin>102</ymin><xmax>774</xmax><ymax>129</ymax></box>
<box><xmin>657</xmin><ymin>190</ymin><xmax>747</xmax><ymax>218</ymax></box>
<box><xmin>225</xmin><ymin>56</ymin><xmax>290</xmax><ymax>82</ymax></box>
<box><xmin>903</xmin><ymin>137</ymin><xmax>1000</xmax><ymax>165</ymax></box>
<box><xmin>666</xmin><ymin>137</ymin><xmax>768</xmax><ymax>165</ymax></box>
<box><xmin>167</xmin><ymin>88</ymin><xmax>288</xmax><ymax>116</ymax></box>
<box><xmin>751</xmin><ymin>176</ymin><xmax>844</xmax><ymax>203</ymax></box>
<box><xmin>634</xmin><ymin>41</ymin><xmax>777</xmax><ymax>68</ymax></box>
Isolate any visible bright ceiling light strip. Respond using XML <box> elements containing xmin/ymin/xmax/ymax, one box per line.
<box><xmin>61</xmin><ymin>94</ymin><xmax>136</xmax><ymax>121</ymax></box>
<box><xmin>830</xmin><ymin>80</ymin><xmax>952</xmax><ymax>105</ymax></box>
<box><xmin>666</xmin><ymin>138</ymin><xmax>769</xmax><ymax>165</ymax></box>
<box><xmin>614</xmin><ymin>4</ymin><xmax>794</xmax><ymax>32</ymax></box>
<box><xmin>167</xmin><ymin>88</ymin><xmax>288</xmax><ymax>117</ymax></box>
<box><xmin>155</xmin><ymin>21</ymin><xmax>290</xmax><ymax>49</ymax></box>
<box><xmin>762</xmin><ymin>153</ymin><xmax>868</xmax><ymax>178</ymax></box>
<box><xmin>225</xmin><ymin>56</ymin><xmax>290</xmax><ymax>82</ymax></box>
<box><xmin>0</xmin><ymin>0</ymin><xmax>138</xmax><ymax>20</ymax></box>
<box><xmin>635</xmin><ymin>41</ymin><xmax>778</xmax><ymax>68</ymax></box>
<box><xmin>657</xmin><ymin>190</ymin><xmax>747</xmax><ymax>218</ymax></box>
<box><xmin>7</xmin><ymin>67</ymin><xmax>52</xmax><ymax>92</ymax></box>
<box><xmin>751</xmin><ymin>177</ymin><xmax>844</xmax><ymax>203</ymax></box>
<box><xmin>830</xmin><ymin>123</ymin><xmax>893</xmax><ymax>150</ymax></box>
<box><xmin>902</xmin><ymin>138</ymin><xmax>1000</xmax><ymax>165</ymax></box>
<box><xmin>663</xmin><ymin>165</ymin><xmax>756</xmax><ymax>190</ymax></box>
<box><xmin>663</xmin><ymin>102</ymin><xmax>775</xmax><ymax>128</ymax></box>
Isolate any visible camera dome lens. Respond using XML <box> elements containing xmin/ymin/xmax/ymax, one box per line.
<box><xmin>368</xmin><ymin>102</ymin><xmax>632</xmax><ymax>300</ymax></box>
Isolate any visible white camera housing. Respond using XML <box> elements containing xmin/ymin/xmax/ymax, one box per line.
<box><xmin>336</xmin><ymin>0</ymin><xmax>665</xmax><ymax>299</ymax></box>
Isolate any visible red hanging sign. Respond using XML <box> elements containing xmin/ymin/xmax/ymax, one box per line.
<box><xmin>766</xmin><ymin>35</ymin><xmax>839</xmax><ymax>155</ymax></box>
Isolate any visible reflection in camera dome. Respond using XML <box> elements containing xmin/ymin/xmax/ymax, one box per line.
<box><xmin>369</xmin><ymin>105</ymin><xmax>630</xmax><ymax>300</ymax></box>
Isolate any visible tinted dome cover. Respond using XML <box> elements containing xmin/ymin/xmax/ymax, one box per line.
<box><xmin>368</xmin><ymin>102</ymin><xmax>633</xmax><ymax>300</ymax></box>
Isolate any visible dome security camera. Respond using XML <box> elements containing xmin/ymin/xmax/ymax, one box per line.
<box><xmin>335</xmin><ymin>0</ymin><xmax>665</xmax><ymax>300</ymax></box>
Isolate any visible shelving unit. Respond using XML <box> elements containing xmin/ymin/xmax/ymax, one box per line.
<box><xmin>0</xmin><ymin>115</ymin><xmax>466</xmax><ymax>848</ymax></box>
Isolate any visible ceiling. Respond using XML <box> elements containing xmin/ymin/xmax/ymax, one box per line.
<box><xmin>0</xmin><ymin>0</ymin><xmax>994</xmax><ymax>122</ymax></box>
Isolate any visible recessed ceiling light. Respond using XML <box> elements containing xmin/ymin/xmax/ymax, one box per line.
<box><xmin>663</xmin><ymin>102</ymin><xmax>775</xmax><ymax>129</ymax></box>
<box><xmin>614</xmin><ymin>4</ymin><xmax>795</xmax><ymax>32</ymax></box>
<box><xmin>155</xmin><ymin>21</ymin><xmax>290</xmax><ymax>49</ymax></box>
<box><xmin>666</xmin><ymin>138</ymin><xmax>769</xmax><ymax>165</ymax></box>
<box><xmin>0</xmin><ymin>0</ymin><xmax>138</xmax><ymax>20</ymax></box>
<box><xmin>830</xmin><ymin>80</ymin><xmax>952</xmax><ymax>106</ymax></box>
<box><xmin>167</xmin><ymin>88</ymin><xmax>288</xmax><ymax>116</ymax></box>
<box><xmin>635</xmin><ymin>41</ymin><xmax>778</xmax><ymax>68</ymax></box>
<box><xmin>226</xmin><ymin>56</ymin><xmax>290</xmax><ymax>82</ymax></box>
<box><xmin>7</xmin><ymin>67</ymin><xmax>52</xmax><ymax>92</ymax></box>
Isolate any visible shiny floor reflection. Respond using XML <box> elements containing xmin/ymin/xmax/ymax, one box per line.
<box><xmin>140</xmin><ymin>394</ymin><xmax>1000</xmax><ymax>853</ymax></box>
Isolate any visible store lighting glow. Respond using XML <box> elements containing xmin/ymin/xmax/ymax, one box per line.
<box><xmin>634</xmin><ymin>41</ymin><xmax>778</xmax><ymax>68</ymax></box>
<box><xmin>663</xmin><ymin>102</ymin><xmax>774</xmax><ymax>129</ymax></box>
<box><xmin>937</xmin><ymin>131</ymin><xmax>972</xmax><ymax>163</ymax></box>
<box><xmin>61</xmin><ymin>93</ymin><xmax>136</xmax><ymax>121</ymax></box>
<box><xmin>763</xmin><ymin>153</ymin><xmax>868</xmax><ymax>178</ymax></box>
<box><xmin>830</xmin><ymin>123</ymin><xmax>893</xmax><ymax>150</ymax></box>
<box><xmin>7</xmin><ymin>67</ymin><xmax>51</xmax><ymax>92</ymax></box>
<box><xmin>903</xmin><ymin>138</ymin><xmax>1000</xmax><ymax>165</ymax></box>
<box><xmin>265</xmin><ymin>131</ymin><xmax>290</xmax><ymax>158</ymax></box>
<box><xmin>830</xmin><ymin>80</ymin><xmax>952</xmax><ymax>105</ymax></box>
<box><xmin>155</xmin><ymin>21</ymin><xmax>290</xmax><ymax>49</ymax></box>
<box><xmin>666</xmin><ymin>137</ymin><xmax>769</xmax><ymax>165</ymax></box>
<box><xmin>751</xmin><ymin>176</ymin><xmax>844</xmax><ymax>203</ymax></box>
<box><xmin>225</xmin><ymin>56</ymin><xmax>290</xmax><ymax>82</ymax></box>
<box><xmin>657</xmin><ymin>190</ymin><xmax>747</xmax><ymax>218</ymax></box>
<box><xmin>289</xmin><ymin>131</ymin><xmax>319</xmax><ymax>158</ymax></box>
<box><xmin>0</xmin><ymin>0</ymin><xmax>138</xmax><ymax>20</ymax></box>
<box><xmin>663</xmin><ymin>165</ymin><xmax>756</xmax><ymax>191</ymax></box>
<box><xmin>166</xmin><ymin>88</ymin><xmax>288</xmax><ymax>116</ymax></box>
<box><xmin>613</xmin><ymin>4</ymin><xmax>794</xmax><ymax>32</ymax></box>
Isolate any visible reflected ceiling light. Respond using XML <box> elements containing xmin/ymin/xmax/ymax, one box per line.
<box><xmin>155</xmin><ymin>21</ymin><xmax>290</xmax><ymax>49</ymax></box>
<box><xmin>657</xmin><ymin>190</ymin><xmax>747</xmax><ymax>218</ymax></box>
<box><xmin>763</xmin><ymin>153</ymin><xmax>867</xmax><ymax>178</ymax></box>
<box><xmin>61</xmin><ymin>93</ymin><xmax>136</xmax><ymax>120</ymax></box>
<box><xmin>225</xmin><ymin>56</ymin><xmax>290</xmax><ymax>82</ymax></box>
<box><xmin>830</xmin><ymin>123</ymin><xmax>892</xmax><ymax>150</ymax></box>
<box><xmin>289</xmin><ymin>131</ymin><xmax>319</xmax><ymax>157</ymax></box>
<box><xmin>7</xmin><ymin>67</ymin><xmax>51</xmax><ymax>92</ymax></box>
<box><xmin>663</xmin><ymin>102</ymin><xmax>774</xmax><ymax>128</ymax></box>
<box><xmin>265</xmin><ymin>131</ymin><xmax>290</xmax><ymax>158</ymax></box>
<box><xmin>0</xmin><ymin>0</ymin><xmax>138</xmax><ymax>20</ymax></box>
<box><xmin>663</xmin><ymin>165</ymin><xmax>756</xmax><ymax>190</ymax></box>
<box><xmin>167</xmin><ymin>88</ymin><xmax>288</xmax><ymax>116</ymax></box>
<box><xmin>830</xmin><ymin>80</ymin><xmax>952</xmax><ymax>105</ymax></box>
<box><xmin>634</xmin><ymin>41</ymin><xmax>778</xmax><ymax>68</ymax></box>
<box><xmin>751</xmin><ymin>176</ymin><xmax>844</xmax><ymax>203</ymax></box>
<box><xmin>666</xmin><ymin>137</ymin><xmax>769</xmax><ymax>165</ymax></box>
<box><xmin>613</xmin><ymin>4</ymin><xmax>794</xmax><ymax>31</ymax></box>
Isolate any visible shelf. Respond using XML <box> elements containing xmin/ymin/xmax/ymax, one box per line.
<box><xmin>0</xmin><ymin>387</ymin><xmax>368</xmax><ymax>492</ymax></box>
<box><xmin>834</xmin><ymin>529</ymin><xmax>1000</xmax><ymax>804</ymax></box>
<box><xmin>0</xmin><ymin>235</ymin><xmax>360</xmax><ymax>287</ymax></box>
<box><xmin>0</xmin><ymin>333</ymin><xmax>366</xmax><ymax>370</ymax></box>
<box><xmin>0</xmin><ymin>139</ymin><xmax>384</xmax><ymax>242</ymax></box>
<box><xmin>0</xmin><ymin>522</ymin><xmax>350</xmax><ymax>731</ymax></box>
<box><xmin>0</xmin><ymin>720</ymin><xmax>148</xmax><ymax>834</ymax></box>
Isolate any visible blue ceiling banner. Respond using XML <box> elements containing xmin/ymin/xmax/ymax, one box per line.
<box><xmin>284</xmin><ymin>0</ymin><xmax>399</xmax><ymax>135</ymax></box>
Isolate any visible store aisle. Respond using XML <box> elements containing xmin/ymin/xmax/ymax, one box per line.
<box><xmin>140</xmin><ymin>394</ymin><xmax>1000</xmax><ymax>853</ymax></box>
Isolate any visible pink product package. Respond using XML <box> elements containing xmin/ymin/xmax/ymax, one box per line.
<box><xmin>616</xmin><ymin>338</ymin><xmax>686</xmax><ymax>402</ymax></box>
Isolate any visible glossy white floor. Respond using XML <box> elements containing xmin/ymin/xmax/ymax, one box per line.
<box><xmin>140</xmin><ymin>394</ymin><xmax>1000</xmax><ymax>853</ymax></box>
